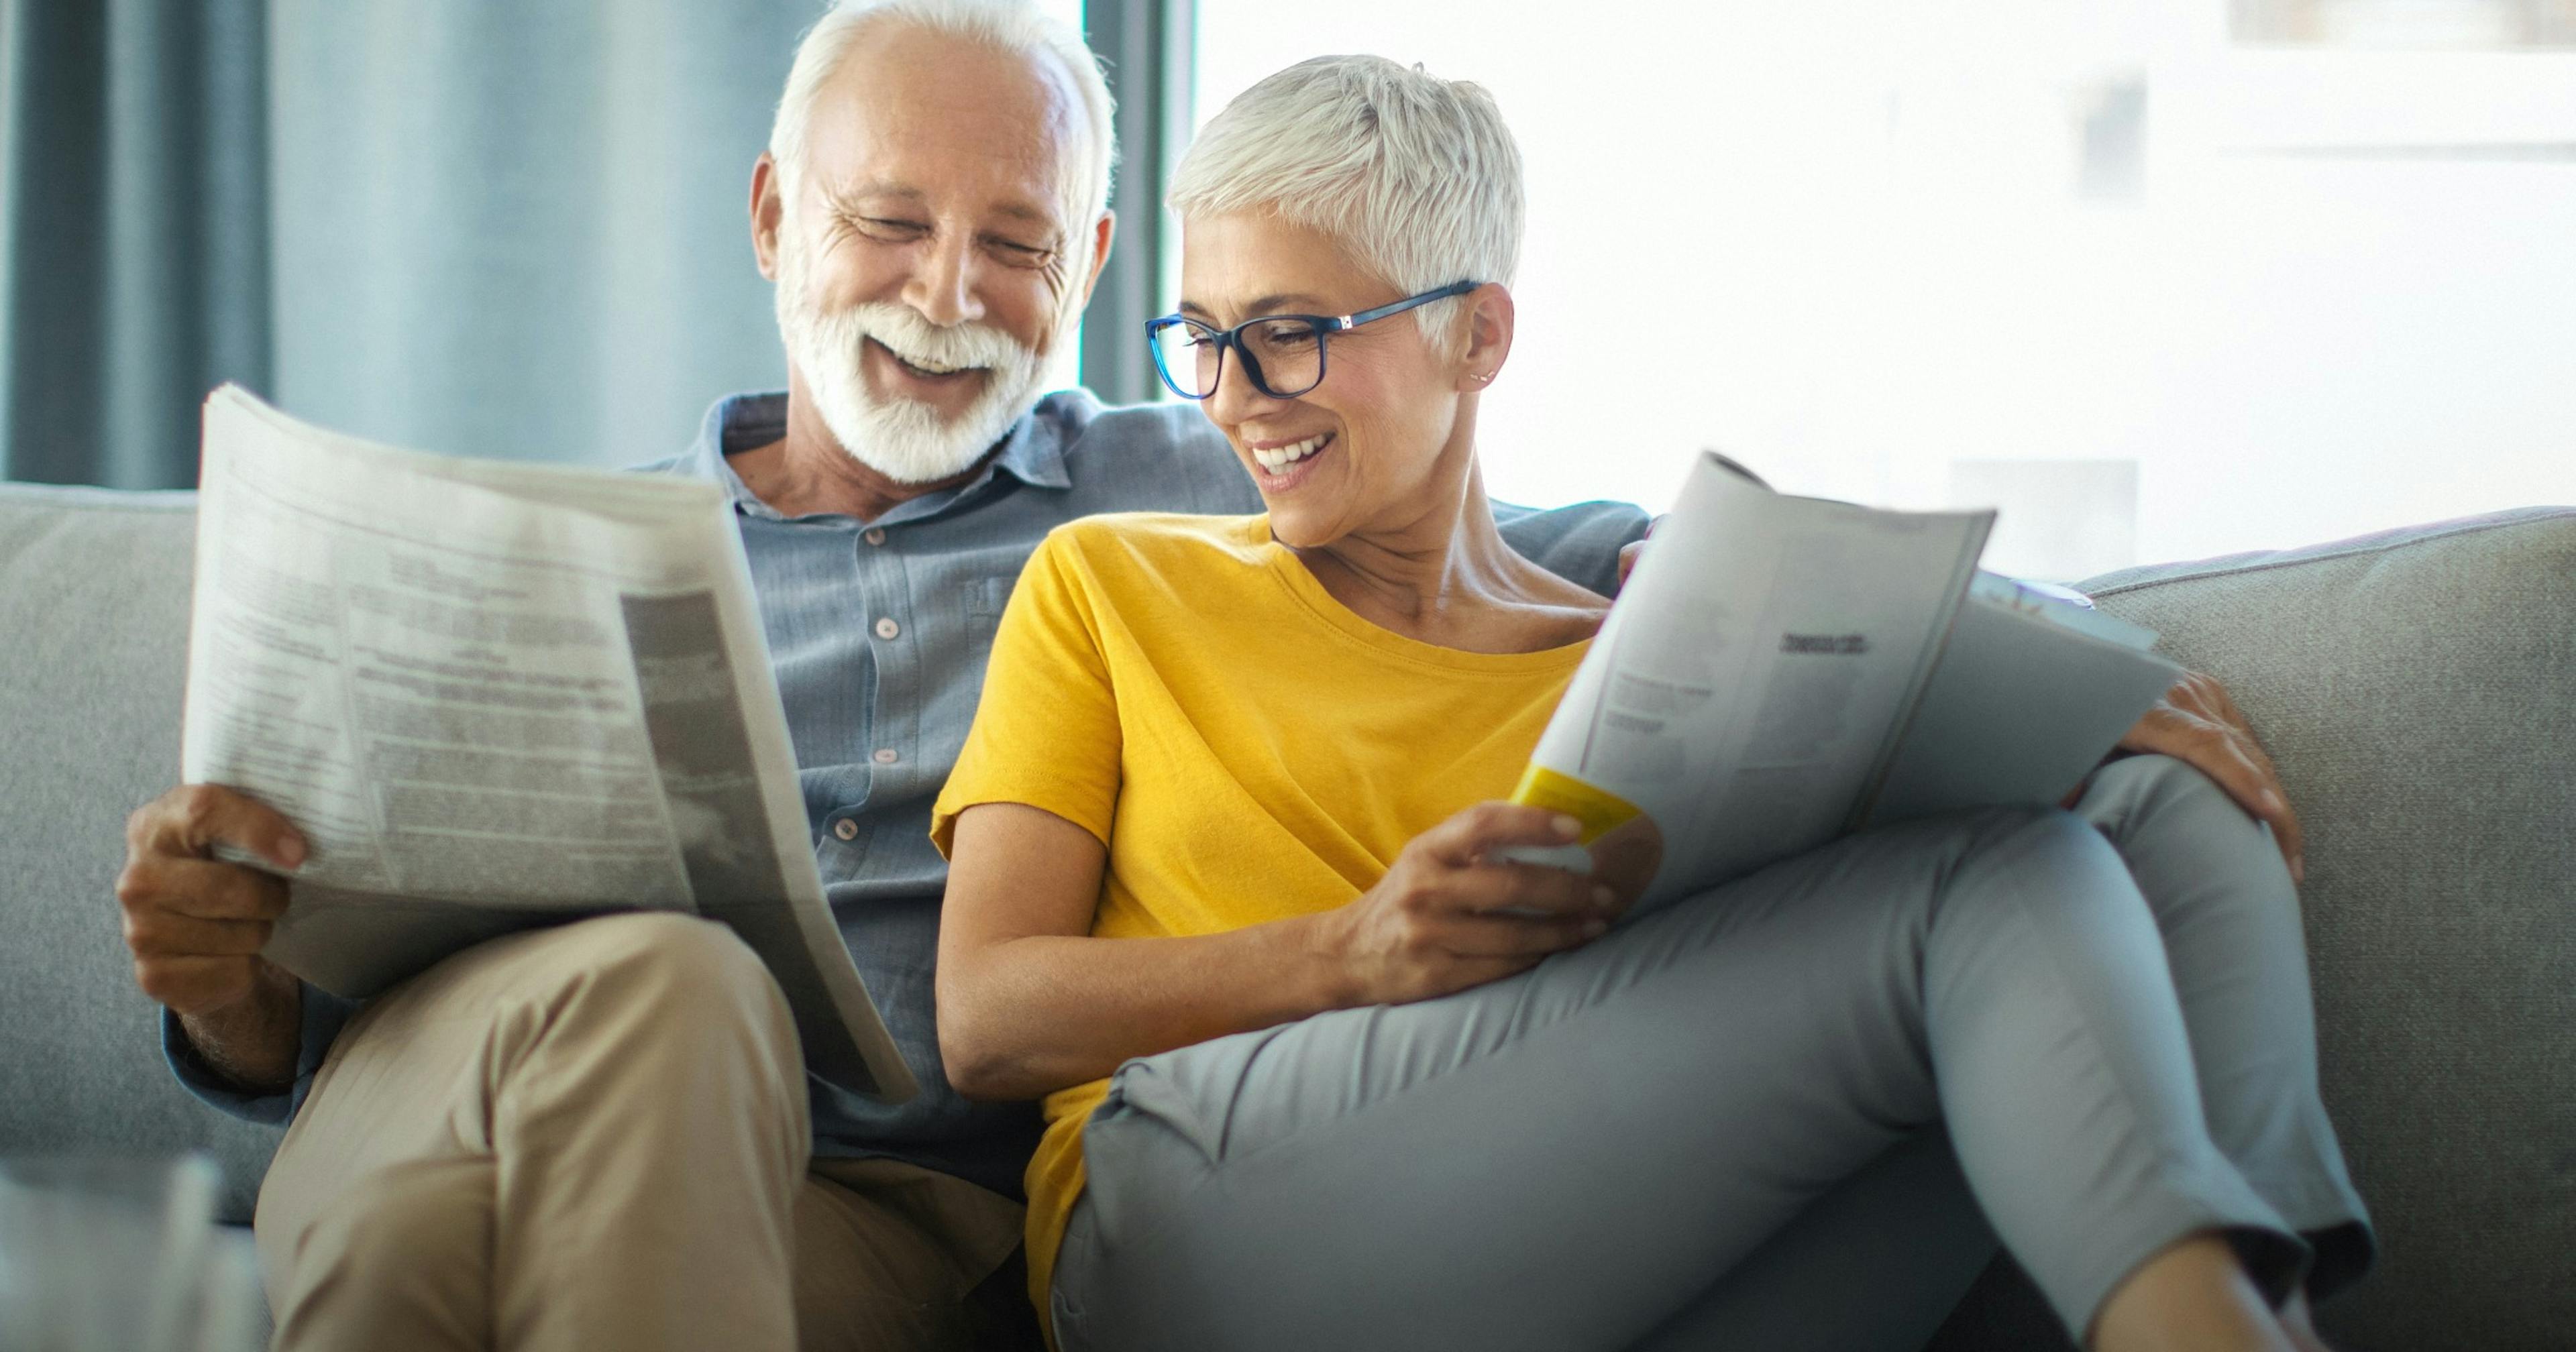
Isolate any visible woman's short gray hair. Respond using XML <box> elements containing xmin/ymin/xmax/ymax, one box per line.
<box><xmin>768</xmin><ymin>0</ymin><xmax>1116</xmax><ymax>232</ymax></box>
<box><xmin>1168</xmin><ymin>55</ymin><xmax>1523</xmax><ymax>355</ymax></box>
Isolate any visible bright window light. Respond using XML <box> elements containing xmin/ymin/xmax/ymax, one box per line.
<box><xmin>1192</xmin><ymin>1</ymin><xmax>2576</xmax><ymax>576</ymax></box>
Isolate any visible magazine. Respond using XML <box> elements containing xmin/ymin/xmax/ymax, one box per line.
<box><xmin>182</xmin><ymin>385</ymin><xmax>916</xmax><ymax>1101</ymax></box>
<box><xmin>1506</xmin><ymin>451</ymin><xmax>2180</xmax><ymax>909</ymax></box>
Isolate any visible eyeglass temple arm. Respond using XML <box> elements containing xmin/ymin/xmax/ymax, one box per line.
<box><xmin>1334</xmin><ymin>280</ymin><xmax>1482</xmax><ymax>331</ymax></box>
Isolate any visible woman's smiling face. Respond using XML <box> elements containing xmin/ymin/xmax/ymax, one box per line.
<box><xmin>1177</xmin><ymin>211</ymin><xmax>1501</xmax><ymax>549</ymax></box>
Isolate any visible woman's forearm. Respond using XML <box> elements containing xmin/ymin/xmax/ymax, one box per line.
<box><xmin>940</xmin><ymin>911</ymin><xmax>1356</xmax><ymax>1100</ymax></box>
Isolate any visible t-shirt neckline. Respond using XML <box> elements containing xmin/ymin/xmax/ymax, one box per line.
<box><xmin>1246</xmin><ymin>516</ymin><xmax>1596</xmax><ymax>676</ymax></box>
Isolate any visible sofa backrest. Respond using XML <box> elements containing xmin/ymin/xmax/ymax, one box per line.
<box><xmin>5</xmin><ymin>482</ymin><xmax>2571</xmax><ymax>1344</ymax></box>
<box><xmin>0</xmin><ymin>484</ymin><xmax>278</xmax><ymax>1223</ymax></box>
<box><xmin>2086</xmin><ymin>508</ymin><xmax>2576</xmax><ymax>1351</ymax></box>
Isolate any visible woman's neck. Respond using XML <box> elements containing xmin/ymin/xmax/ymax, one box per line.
<box><xmin>1289</xmin><ymin>453</ymin><xmax>1606</xmax><ymax>655</ymax></box>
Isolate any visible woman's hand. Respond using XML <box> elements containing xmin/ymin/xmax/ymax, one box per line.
<box><xmin>2116</xmin><ymin>670</ymin><xmax>2306</xmax><ymax>883</ymax></box>
<box><xmin>1320</xmin><ymin>803</ymin><xmax>1623</xmax><ymax>1007</ymax></box>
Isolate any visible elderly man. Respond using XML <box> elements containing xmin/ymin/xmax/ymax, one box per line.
<box><xmin>114</xmin><ymin>3</ymin><xmax>2308</xmax><ymax>1350</ymax></box>
<box><xmin>113</xmin><ymin>5</ymin><xmax>1641</xmax><ymax>1351</ymax></box>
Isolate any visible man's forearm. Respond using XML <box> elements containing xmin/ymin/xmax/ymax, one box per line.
<box><xmin>176</xmin><ymin>961</ymin><xmax>304</xmax><ymax>1094</ymax></box>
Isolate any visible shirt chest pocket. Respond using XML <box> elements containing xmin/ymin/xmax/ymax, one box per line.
<box><xmin>958</xmin><ymin>575</ymin><xmax>1016</xmax><ymax>651</ymax></box>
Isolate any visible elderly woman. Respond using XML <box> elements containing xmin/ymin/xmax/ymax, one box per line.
<box><xmin>932</xmin><ymin>55</ymin><xmax>2370</xmax><ymax>1352</ymax></box>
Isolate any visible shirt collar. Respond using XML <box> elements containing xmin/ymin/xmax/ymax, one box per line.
<box><xmin>679</xmin><ymin>390</ymin><xmax>1073</xmax><ymax>524</ymax></box>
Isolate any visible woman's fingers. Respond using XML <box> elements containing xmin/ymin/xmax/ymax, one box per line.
<box><xmin>1416</xmin><ymin>801</ymin><xmax>1583</xmax><ymax>867</ymax></box>
<box><xmin>1436</xmin><ymin>911</ymin><xmax>1603</xmax><ymax>958</ymax></box>
<box><xmin>1440</xmin><ymin>860</ymin><xmax>1613</xmax><ymax>921</ymax></box>
<box><xmin>2118</xmin><ymin>673</ymin><xmax>2305</xmax><ymax>883</ymax></box>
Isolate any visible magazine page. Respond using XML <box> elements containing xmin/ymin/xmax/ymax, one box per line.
<box><xmin>1508</xmin><ymin>452</ymin><xmax>1991</xmax><ymax>907</ymax></box>
<box><xmin>182</xmin><ymin>386</ymin><xmax>916</xmax><ymax>1101</ymax></box>
<box><xmin>1860</xmin><ymin>573</ymin><xmax>2180</xmax><ymax>826</ymax></box>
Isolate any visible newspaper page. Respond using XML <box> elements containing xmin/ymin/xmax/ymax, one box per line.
<box><xmin>1862</xmin><ymin>573</ymin><xmax>2180</xmax><ymax>826</ymax></box>
<box><xmin>1506</xmin><ymin>452</ymin><xmax>1991</xmax><ymax>907</ymax></box>
<box><xmin>182</xmin><ymin>385</ymin><xmax>916</xmax><ymax>1102</ymax></box>
<box><xmin>1507</xmin><ymin>452</ymin><xmax>2179</xmax><ymax>909</ymax></box>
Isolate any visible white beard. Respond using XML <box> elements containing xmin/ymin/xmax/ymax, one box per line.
<box><xmin>772</xmin><ymin>235</ymin><xmax>1056</xmax><ymax>485</ymax></box>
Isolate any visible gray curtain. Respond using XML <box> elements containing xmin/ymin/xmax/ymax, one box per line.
<box><xmin>1</xmin><ymin>0</ymin><xmax>825</xmax><ymax>488</ymax></box>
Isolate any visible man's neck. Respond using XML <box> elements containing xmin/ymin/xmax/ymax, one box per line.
<box><xmin>727</xmin><ymin>381</ymin><xmax>1001</xmax><ymax>522</ymax></box>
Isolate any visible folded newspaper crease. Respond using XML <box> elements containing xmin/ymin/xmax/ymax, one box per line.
<box><xmin>183</xmin><ymin>386</ymin><xmax>916</xmax><ymax>1103</ymax></box>
<box><xmin>1508</xmin><ymin>451</ymin><xmax>2181</xmax><ymax>910</ymax></box>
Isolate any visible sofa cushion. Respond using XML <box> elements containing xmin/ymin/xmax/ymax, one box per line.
<box><xmin>0</xmin><ymin>484</ymin><xmax>277</xmax><ymax>1224</ymax></box>
<box><xmin>2086</xmin><ymin>508</ymin><xmax>2576</xmax><ymax>1349</ymax></box>
<box><xmin>1929</xmin><ymin>506</ymin><xmax>2576</xmax><ymax>1351</ymax></box>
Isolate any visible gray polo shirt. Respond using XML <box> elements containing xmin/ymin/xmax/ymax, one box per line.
<box><xmin>167</xmin><ymin>387</ymin><xmax>1650</xmax><ymax>1199</ymax></box>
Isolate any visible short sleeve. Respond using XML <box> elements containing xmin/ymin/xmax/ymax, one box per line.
<box><xmin>930</xmin><ymin>530</ymin><xmax>1123</xmax><ymax>855</ymax></box>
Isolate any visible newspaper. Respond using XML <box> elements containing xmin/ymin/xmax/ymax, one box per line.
<box><xmin>182</xmin><ymin>386</ymin><xmax>916</xmax><ymax>1102</ymax></box>
<box><xmin>1506</xmin><ymin>451</ymin><xmax>2182</xmax><ymax>909</ymax></box>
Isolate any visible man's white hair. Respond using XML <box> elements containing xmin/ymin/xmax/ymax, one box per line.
<box><xmin>1167</xmin><ymin>54</ymin><xmax>1523</xmax><ymax>356</ymax></box>
<box><xmin>767</xmin><ymin>0</ymin><xmax>1116</xmax><ymax>234</ymax></box>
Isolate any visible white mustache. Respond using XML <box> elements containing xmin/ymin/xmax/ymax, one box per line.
<box><xmin>810</xmin><ymin>302</ymin><xmax>1029</xmax><ymax>376</ymax></box>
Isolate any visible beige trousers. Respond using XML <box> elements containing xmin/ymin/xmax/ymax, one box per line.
<box><xmin>253</xmin><ymin>912</ymin><xmax>1024</xmax><ymax>1352</ymax></box>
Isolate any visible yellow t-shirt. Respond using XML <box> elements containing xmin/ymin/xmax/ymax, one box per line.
<box><xmin>928</xmin><ymin>512</ymin><xmax>1590</xmax><ymax>1322</ymax></box>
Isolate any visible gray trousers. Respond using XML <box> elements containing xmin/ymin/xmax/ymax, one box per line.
<box><xmin>1051</xmin><ymin>756</ymin><xmax>2373</xmax><ymax>1352</ymax></box>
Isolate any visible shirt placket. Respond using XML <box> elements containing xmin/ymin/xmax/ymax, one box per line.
<box><xmin>854</xmin><ymin>522</ymin><xmax>918</xmax><ymax>803</ymax></box>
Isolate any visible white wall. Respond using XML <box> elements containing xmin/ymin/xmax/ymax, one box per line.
<box><xmin>1192</xmin><ymin>0</ymin><xmax>2576</xmax><ymax>570</ymax></box>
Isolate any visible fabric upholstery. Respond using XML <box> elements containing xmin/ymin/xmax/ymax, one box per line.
<box><xmin>3</xmin><ymin>483</ymin><xmax>2569</xmax><ymax>1347</ymax></box>
<box><xmin>1931</xmin><ymin>506</ymin><xmax>2576</xmax><ymax>1351</ymax></box>
<box><xmin>0</xmin><ymin>484</ymin><xmax>277</xmax><ymax>1222</ymax></box>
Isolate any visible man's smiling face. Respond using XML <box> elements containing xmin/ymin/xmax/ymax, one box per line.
<box><xmin>757</xmin><ymin>21</ymin><xmax>1102</xmax><ymax>484</ymax></box>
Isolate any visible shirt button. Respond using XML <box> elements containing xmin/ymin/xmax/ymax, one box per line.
<box><xmin>872</xmin><ymin>748</ymin><xmax>900</xmax><ymax>765</ymax></box>
<box><xmin>863</xmin><ymin>528</ymin><xmax>887</xmax><ymax>547</ymax></box>
<box><xmin>873</xmin><ymin>617</ymin><xmax>900</xmax><ymax>640</ymax></box>
<box><xmin>831</xmin><ymin>818</ymin><xmax>859</xmax><ymax>841</ymax></box>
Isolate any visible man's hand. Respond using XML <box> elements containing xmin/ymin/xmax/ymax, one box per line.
<box><xmin>2116</xmin><ymin>671</ymin><xmax>2306</xmax><ymax>883</ymax></box>
<box><xmin>117</xmin><ymin>785</ymin><xmax>308</xmax><ymax>1089</ymax></box>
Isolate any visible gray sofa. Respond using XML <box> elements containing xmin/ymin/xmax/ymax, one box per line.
<box><xmin>3</xmin><ymin>482</ymin><xmax>2569</xmax><ymax>1350</ymax></box>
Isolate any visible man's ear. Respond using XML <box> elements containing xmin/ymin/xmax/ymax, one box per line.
<box><xmin>1073</xmin><ymin>211</ymin><xmax>1117</xmax><ymax>311</ymax></box>
<box><xmin>1454</xmin><ymin>282</ymin><xmax>1515</xmax><ymax>392</ymax></box>
<box><xmin>751</xmin><ymin>152</ymin><xmax>786</xmax><ymax>281</ymax></box>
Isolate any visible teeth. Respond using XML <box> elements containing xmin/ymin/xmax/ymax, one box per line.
<box><xmin>882</xmin><ymin>345</ymin><xmax>965</xmax><ymax>376</ymax></box>
<box><xmin>1253</xmin><ymin>434</ymin><xmax>1328</xmax><ymax>473</ymax></box>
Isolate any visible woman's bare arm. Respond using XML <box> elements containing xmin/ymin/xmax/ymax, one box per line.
<box><xmin>934</xmin><ymin>800</ymin><xmax>1622</xmax><ymax>1101</ymax></box>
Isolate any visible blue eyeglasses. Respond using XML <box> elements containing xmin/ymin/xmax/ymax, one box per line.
<box><xmin>1143</xmin><ymin>280</ymin><xmax>1481</xmax><ymax>401</ymax></box>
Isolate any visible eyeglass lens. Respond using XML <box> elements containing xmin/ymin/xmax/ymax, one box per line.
<box><xmin>1152</xmin><ymin>318</ymin><xmax>1329</xmax><ymax>399</ymax></box>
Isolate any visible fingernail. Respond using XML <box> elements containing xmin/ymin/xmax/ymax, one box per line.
<box><xmin>2261</xmin><ymin>789</ymin><xmax>2284</xmax><ymax>813</ymax></box>
<box><xmin>1592</xmin><ymin>885</ymin><xmax>1617</xmax><ymax>908</ymax></box>
<box><xmin>2290</xmin><ymin>856</ymin><xmax>2306</xmax><ymax>885</ymax></box>
<box><xmin>279</xmin><ymin>837</ymin><xmax>307</xmax><ymax>870</ymax></box>
<box><xmin>1582</xmin><ymin>918</ymin><xmax>1609</xmax><ymax>938</ymax></box>
<box><xmin>1552</xmin><ymin>814</ymin><xmax>1582</xmax><ymax>840</ymax></box>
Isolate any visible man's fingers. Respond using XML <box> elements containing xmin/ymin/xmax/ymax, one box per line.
<box><xmin>117</xmin><ymin>856</ymin><xmax>290</xmax><ymax>923</ymax></box>
<box><xmin>130</xmin><ymin>954</ymin><xmax>262</xmax><ymax>1014</ymax></box>
<box><xmin>133</xmin><ymin>785</ymin><xmax>306</xmax><ymax>871</ymax></box>
<box><xmin>123</xmin><ymin>908</ymin><xmax>274</xmax><ymax>959</ymax></box>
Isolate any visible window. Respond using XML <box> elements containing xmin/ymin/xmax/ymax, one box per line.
<box><xmin>1191</xmin><ymin>1</ymin><xmax>2576</xmax><ymax>578</ymax></box>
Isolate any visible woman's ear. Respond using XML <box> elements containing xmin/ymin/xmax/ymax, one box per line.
<box><xmin>1454</xmin><ymin>282</ymin><xmax>1515</xmax><ymax>392</ymax></box>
